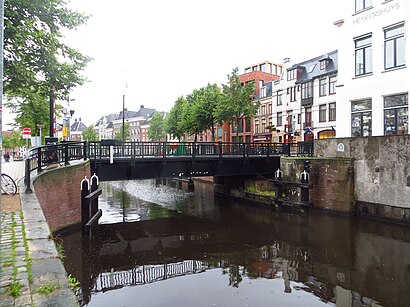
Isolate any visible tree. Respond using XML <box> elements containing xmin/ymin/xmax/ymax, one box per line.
<box><xmin>201</xmin><ymin>83</ymin><xmax>223</xmax><ymax>141</ymax></box>
<box><xmin>182</xmin><ymin>89</ymin><xmax>204</xmax><ymax>142</ymax></box>
<box><xmin>82</xmin><ymin>125</ymin><xmax>99</xmax><ymax>142</ymax></box>
<box><xmin>167</xmin><ymin>96</ymin><xmax>187</xmax><ymax>141</ymax></box>
<box><xmin>148</xmin><ymin>112</ymin><xmax>166</xmax><ymax>141</ymax></box>
<box><xmin>2</xmin><ymin>131</ymin><xmax>25</xmax><ymax>151</ymax></box>
<box><xmin>3</xmin><ymin>0</ymin><xmax>92</xmax><ymax>132</ymax></box>
<box><xmin>215</xmin><ymin>68</ymin><xmax>259</xmax><ymax>142</ymax></box>
<box><xmin>114</xmin><ymin>123</ymin><xmax>130</xmax><ymax>141</ymax></box>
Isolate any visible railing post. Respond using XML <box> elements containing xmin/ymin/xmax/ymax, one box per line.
<box><xmin>64</xmin><ymin>143</ymin><xmax>69</xmax><ymax>166</ymax></box>
<box><xmin>25</xmin><ymin>158</ymin><xmax>33</xmax><ymax>194</ymax></box>
<box><xmin>219</xmin><ymin>142</ymin><xmax>222</xmax><ymax>159</ymax></box>
<box><xmin>163</xmin><ymin>143</ymin><xmax>166</xmax><ymax>160</ymax></box>
<box><xmin>90</xmin><ymin>173</ymin><xmax>99</xmax><ymax>218</ymax></box>
<box><xmin>83</xmin><ymin>141</ymin><xmax>88</xmax><ymax>160</ymax></box>
<box><xmin>37</xmin><ymin>147</ymin><xmax>42</xmax><ymax>173</ymax></box>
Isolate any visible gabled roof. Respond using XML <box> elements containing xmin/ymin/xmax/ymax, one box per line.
<box><xmin>71</xmin><ymin>119</ymin><xmax>87</xmax><ymax>132</ymax></box>
<box><xmin>290</xmin><ymin>49</ymin><xmax>338</xmax><ymax>83</ymax></box>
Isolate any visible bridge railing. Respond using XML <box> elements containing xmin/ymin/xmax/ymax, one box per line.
<box><xmin>87</xmin><ymin>141</ymin><xmax>313</xmax><ymax>159</ymax></box>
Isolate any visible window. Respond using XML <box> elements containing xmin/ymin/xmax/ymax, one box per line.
<box><xmin>305</xmin><ymin>107</ymin><xmax>312</xmax><ymax>127</ymax></box>
<box><xmin>355</xmin><ymin>0</ymin><xmax>373</xmax><ymax>13</ymax></box>
<box><xmin>277</xmin><ymin>92</ymin><xmax>283</xmax><ymax>106</ymax></box>
<box><xmin>245</xmin><ymin>117</ymin><xmax>251</xmax><ymax>132</ymax></box>
<box><xmin>287</xmin><ymin>69</ymin><xmax>296</xmax><ymax>81</ymax></box>
<box><xmin>384</xmin><ymin>23</ymin><xmax>405</xmax><ymax>70</ymax></box>
<box><xmin>245</xmin><ymin>68</ymin><xmax>251</xmax><ymax>74</ymax></box>
<box><xmin>329</xmin><ymin>102</ymin><xmax>336</xmax><ymax>121</ymax></box>
<box><xmin>287</xmin><ymin>111</ymin><xmax>293</xmax><ymax>132</ymax></box>
<box><xmin>277</xmin><ymin>112</ymin><xmax>282</xmax><ymax>127</ymax></box>
<box><xmin>320</xmin><ymin>60</ymin><xmax>329</xmax><ymax>70</ymax></box>
<box><xmin>260</xmin><ymin>86</ymin><xmax>266</xmax><ymax>98</ymax></box>
<box><xmin>252</xmin><ymin>66</ymin><xmax>257</xmax><ymax>71</ymax></box>
<box><xmin>238</xmin><ymin>118</ymin><xmax>244</xmax><ymax>133</ymax></box>
<box><xmin>351</xmin><ymin>99</ymin><xmax>372</xmax><ymax>136</ymax></box>
<box><xmin>329</xmin><ymin>75</ymin><xmax>337</xmax><ymax>95</ymax></box>
<box><xmin>262</xmin><ymin>118</ymin><xmax>266</xmax><ymax>131</ymax></box>
<box><xmin>261</xmin><ymin>105</ymin><xmax>266</xmax><ymax>116</ymax></box>
<box><xmin>255</xmin><ymin>120</ymin><xmax>259</xmax><ymax>134</ymax></box>
<box><xmin>384</xmin><ymin>93</ymin><xmax>408</xmax><ymax>135</ymax></box>
<box><xmin>307</xmin><ymin>64</ymin><xmax>316</xmax><ymax>73</ymax></box>
<box><xmin>260</xmin><ymin>63</ymin><xmax>266</xmax><ymax>72</ymax></box>
<box><xmin>302</xmin><ymin>82</ymin><xmax>313</xmax><ymax>99</ymax></box>
<box><xmin>298</xmin><ymin>114</ymin><xmax>301</xmax><ymax>124</ymax></box>
<box><xmin>290</xmin><ymin>86</ymin><xmax>297</xmax><ymax>102</ymax></box>
<box><xmin>319</xmin><ymin>77</ymin><xmax>327</xmax><ymax>96</ymax></box>
<box><xmin>355</xmin><ymin>34</ymin><xmax>372</xmax><ymax>76</ymax></box>
<box><xmin>268</xmin><ymin>103</ymin><xmax>272</xmax><ymax>115</ymax></box>
<box><xmin>319</xmin><ymin>104</ymin><xmax>327</xmax><ymax>122</ymax></box>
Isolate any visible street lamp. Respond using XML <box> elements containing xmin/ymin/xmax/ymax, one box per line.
<box><xmin>37</xmin><ymin>124</ymin><xmax>45</xmax><ymax>146</ymax></box>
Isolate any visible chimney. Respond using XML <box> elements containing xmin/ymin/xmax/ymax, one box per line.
<box><xmin>140</xmin><ymin>105</ymin><xmax>144</xmax><ymax>109</ymax></box>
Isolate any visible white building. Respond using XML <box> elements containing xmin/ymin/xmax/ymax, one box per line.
<box><xmin>335</xmin><ymin>0</ymin><xmax>409</xmax><ymax>137</ymax></box>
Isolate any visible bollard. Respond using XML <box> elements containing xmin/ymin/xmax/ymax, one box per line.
<box><xmin>274</xmin><ymin>168</ymin><xmax>283</xmax><ymax>200</ymax></box>
<box><xmin>81</xmin><ymin>176</ymin><xmax>90</xmax><ymax>228</ymax></box>
<box><xmin>90</xmin><ymin>173</ymin><xmax>99</xmax><ymax>217</ymax></box>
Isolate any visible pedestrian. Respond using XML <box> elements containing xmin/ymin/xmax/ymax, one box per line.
<box><xmin>4</xmin><ymin>152</ymin><xmax>10</xmax><ymax>162</ymax></box>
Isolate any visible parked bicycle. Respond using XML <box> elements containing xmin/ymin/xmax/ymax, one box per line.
<box><xmin>1</xmin><ymin>173</ymin><xmax>18</xmax><ymax>195</ymax></box>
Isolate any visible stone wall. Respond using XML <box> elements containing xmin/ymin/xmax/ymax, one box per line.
<box><xmin>280</xmin><ymin>157</ymin><xmax>355</xmax><ymax>214</ymax></box>
<box><xmin>315</xmin><ymin>135</ymin><xmax>410</xmax><ymax>223</ymax></box>
<box><xmin>33</xmin><ymin>161</ymin><xmax>91</xmax><ymax>233</ymax></box>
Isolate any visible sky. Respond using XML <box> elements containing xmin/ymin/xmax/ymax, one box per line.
<box><xmin>3</xmin><ymin>0</ymin><xmax>343</xmax><ymax>128</ymax></box>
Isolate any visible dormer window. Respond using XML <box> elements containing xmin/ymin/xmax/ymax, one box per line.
<box><xmin>319</xmin><ymin>57</ymin><xmax>332</xmax><ymax>70</ymax></box>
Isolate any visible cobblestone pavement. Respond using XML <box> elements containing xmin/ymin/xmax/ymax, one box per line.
<box><xmin>1</xmin><ymin>161</ymin><xmax>78</xmax><ymax>306</ymax></box>
<box><xmin>0</xmin><ymin>211</ymin><xmax>31</xmax><ymax>306</ymax></box>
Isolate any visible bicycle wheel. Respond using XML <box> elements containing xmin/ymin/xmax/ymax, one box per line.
<box><xmin>1</xmin><ymin>173</ymin><xmax>18</xmax><ymax>195</ymax></box>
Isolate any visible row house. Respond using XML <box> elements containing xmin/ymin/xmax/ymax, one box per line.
<box><xmin>94</xmin><ymin>105</ymin><xmax>157</xmax><ymax>141</ymax></box>
<box><xmin>229</xmin><ymin>61</ymin><xmax>283</xmax><ymax>143</ymax></box>
<box><xmin>335</xmin><ymin>0</ymin><xmax>409</xmax><ymax>137</ymax></box>
<box><xmin>254</xmin><ymin>51</ymin><xmax>338</xmax><ymax>143</ymax></box>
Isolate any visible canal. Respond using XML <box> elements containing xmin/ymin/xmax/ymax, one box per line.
<box><xmin>60</xmin><ymin>179</ymin><xmax>410</xmax><ymax>307</ymax></box>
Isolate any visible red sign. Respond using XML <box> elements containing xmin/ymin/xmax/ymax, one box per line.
<box><xmin>22</xmin><ymin>127</ymin><xmax>31</xmax><ymax>135</ymax></box>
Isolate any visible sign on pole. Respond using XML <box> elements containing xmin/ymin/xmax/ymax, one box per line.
<box><xmin>22</xmin><ymin>127</ymin><xmax>31</xmax><ymax>139</ymax></box>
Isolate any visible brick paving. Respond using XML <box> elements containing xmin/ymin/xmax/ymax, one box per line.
<box><xmin>1</xmin><ymin>160</ymin><xmax>78</xmax><ymax>306</ymax></box>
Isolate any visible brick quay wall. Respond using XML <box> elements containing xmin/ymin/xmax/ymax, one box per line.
<box><xmin>33</xmin><ymin>161</ymin><xmax>91</xmax><ymax>233</ymax></box>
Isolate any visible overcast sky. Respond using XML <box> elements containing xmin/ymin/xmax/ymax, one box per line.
<box><xmin>3</xmin><ymin>0</ymin><xmax>343</xmax><ymax>127</ymax></box>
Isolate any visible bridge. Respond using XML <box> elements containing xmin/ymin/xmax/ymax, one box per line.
<box><xmin>26</xmin><ymin>141</ymin><xmax>313</xmax><ymax>182</ymax></box>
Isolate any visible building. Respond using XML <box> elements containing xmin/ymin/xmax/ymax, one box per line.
<box><xmin>229</xmin><ymin>61</ymin><xmax>283</xmax><ymax>143</ymax></box>
<box><xmin>335</xmin><ymin>0</ymin><xmax>409</xmax><ymax>137</ymax></box>
<box><xmin>70</xmin><ymin>118</ymin><xmax>87</xmax><ymax>141</ymax></box>
<box><xmin>254</xmin><ymin>51</ymin><xmax>338</xmax><ymax>143</ymax></box>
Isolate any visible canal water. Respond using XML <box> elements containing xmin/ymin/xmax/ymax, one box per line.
<box><xmin>60</xmin><ymin>179</ymin><xmax>410</xmax><ymax>307</ymax></box>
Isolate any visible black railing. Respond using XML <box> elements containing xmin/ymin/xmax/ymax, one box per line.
<box><xmin>87</xmin><ymin>141</ymin><xmax>313</xmax><ymax>160</ymax></box>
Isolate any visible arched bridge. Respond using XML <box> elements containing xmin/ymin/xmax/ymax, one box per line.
<box><xmin>26</xmin><ymin>141</ymin><xmax>313</xmax><ymax>181</ymax></box>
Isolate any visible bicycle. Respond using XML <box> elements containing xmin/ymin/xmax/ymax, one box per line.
<box><xmin>1</xmin><ymin>173</ymin><xmax>18</xmax><ymax>195</ymax></box>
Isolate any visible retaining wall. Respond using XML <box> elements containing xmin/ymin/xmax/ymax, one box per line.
<box><xmin>315</xmin><ymin>135</ymin><xmax>410</xmax><ymax>224</ymax></box>
<box><xmin>33</xmin><ymin>161</ymin><xmax>91</xmax><ymax>233</ymax></box>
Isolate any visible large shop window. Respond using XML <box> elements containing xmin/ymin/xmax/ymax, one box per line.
<box><xmin>384</xmin><ymin>93</ymin><xmax>408</xmax><ymax>135</ymax></box>
<box><xmin>355</xmin><ymin>34</ymin><xmax>373</xmax><ymax>76</ymax></box>
<box><xmin>384</xmin><ymin>23</ymin><xmax>405</xmax><ymax>70</ymax></box>
<box><xmin>351</xmin><ymin>99</ymin><xmax>372</xmax><ymax>137</ymax></box>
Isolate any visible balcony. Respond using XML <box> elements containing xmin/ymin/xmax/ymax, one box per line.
<box><xmin>301</xmin><ymin>97</ymin><xmax>313</xmax><ymax>106</ymax></box>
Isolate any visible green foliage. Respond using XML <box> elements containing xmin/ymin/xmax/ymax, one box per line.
<box><xmin>3</xmin><ymin>0</ymin><xmax>92</xmax><ymax>131</ymax></box>
<box><xmin>2</xmin><ymin>131</ymin><xmax>25</xmax><ymax>150</ymax></box>
<box><xmin>166</xmin><ymin>96</ymin><xmax>187</xmax><ymax>141</ymax></box>
<box><xmin>38</xmin><ymin>283</ymin><xmax>60</xmax><ymax>294</ymax></box>
<box><xmin>6</xmin><ymin>281</ymin><xmax>23</xmax><ymax>297</ymax></box>
<box><xmin>68</xmin><ymin>274</ymin><xmax>80</xmax><ymax>289</ymax></box>
<box><xmin>215</xmin><ymin>68</ymin><xmax>259</xmax><ymax>141</ymax></box>
<box><xmin>114</xmin><ymin>123</ymin><xmax>130</xmax><ymax>141</ymax></box>
<box><xmin>148</xmin><ymin>112</ymin><xmax>166</xmax><ymax>141</ymax></box>
<box><xmin>82</xmin><ymin>125</ymin><xmax>99</xmax><ymax>142</ymax></box>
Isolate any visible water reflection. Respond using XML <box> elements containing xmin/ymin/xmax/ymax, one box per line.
<box><xmin>60</xmin><ymin>180</ymin><xmax>410</xmax><ymax>307</ymax></box>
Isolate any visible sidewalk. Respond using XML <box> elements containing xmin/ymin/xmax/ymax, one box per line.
<box><xmin>1</xmin><ymin>161</ymin><xmax>78</xmax><ymax>306</ymax></box>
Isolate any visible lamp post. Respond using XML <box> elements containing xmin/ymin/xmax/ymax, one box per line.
<box><xmin>37</xmin><ymin>124</ymin><xmax>45</xmax><ymax>146</ymax></box>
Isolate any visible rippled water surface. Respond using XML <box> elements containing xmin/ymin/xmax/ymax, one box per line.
<box><xmin>60</xmin><ymin>179</ymin><xmax>410</xmax><ymax>307</ymax></box>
